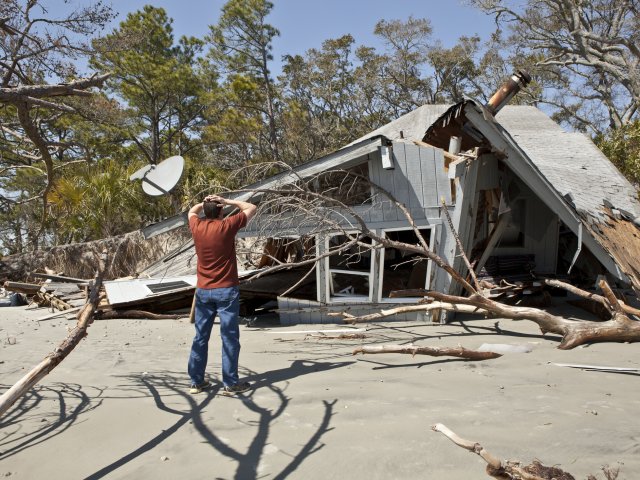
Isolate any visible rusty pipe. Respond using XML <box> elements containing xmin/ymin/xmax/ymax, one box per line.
<box><xmin>486</xmin><ymin>70</ymin><xmax>532</xmax><ymax>115</ymax></box>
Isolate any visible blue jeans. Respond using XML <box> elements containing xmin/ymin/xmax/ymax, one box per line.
<box><xmin>188</xmin><ymin>286</ymin><xmax>241</xmax><ymax>387</ymax></box>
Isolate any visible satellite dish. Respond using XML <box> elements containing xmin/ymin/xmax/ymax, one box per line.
<box><xmin>129</xmin><ymin>155</ymin><xmax>184</xmax><ymax>196</ymax></box>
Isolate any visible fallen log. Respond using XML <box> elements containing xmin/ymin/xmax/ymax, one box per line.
<box><xmin>0</xmin><ymin>251</ymin><xmax>108</xmax><ymax>418</ymax></box>
<box><xmin>95</xmin><ymin>309</ymin><xmax>184</xmax><ymax>320</ymax></box>
<box><xmin>3</xmin><ymin>281</ymin><xmax>41</xmax><ymax>295</ymax></box>
<box><xmin>432</xmin><ymin>423</ymin><xmax>577</xmax><ymax>479</ymax></box>
<box><xmin>353</xmin><ymin>345</ymin><xmax>501</xmax><ymax>360</ymax></box>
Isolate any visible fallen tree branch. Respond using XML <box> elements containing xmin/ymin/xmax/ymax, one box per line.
<box><xmin>333</xmin><ymin>302</ymin><xmax>481</xmax><ymax>323</ymax></box>
<box><xmin>0</xmin><ymin>251</ymin><xmax>108</xmax><ymax>418</ymax></box>
<box><xmin>353</xmin><ymin>345</ymin><xmax>501</xmax><ymax>360</ymax></box>
<box><xmin>432</xmin><ymin>423</ymin><xmax>577</xmax><ymax>479</ymax></box>
<box><xmin>95</xmin><ymin>310</ymin><xmax>184</xmax><ymax>320</ymax></box>
<box><xmin>339</xmin><ymin>283</ymin><xmax>640</xmax><ymax>350</ymax></box>
<box><xmin>306</xmin><ymin>333</ymin><xmax>366</xmax><ymax>340</ymax></box>
<box><xmin>543</xmin><ymin>278</ymin><xmax>640</xmax><ymax>317</ymax></box>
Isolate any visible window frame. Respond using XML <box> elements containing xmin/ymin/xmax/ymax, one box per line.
<box><xmin>324</xmin><ymin>231</ymin><xmax>375</xmax><ymax>304</ymax></box>
<box><xmin>377</xmin><ymin>225</ymin><xmax>436</xmax><ymax>303</ymax></box>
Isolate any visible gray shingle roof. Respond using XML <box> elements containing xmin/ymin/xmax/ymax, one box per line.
<box><xmin>495</xmin><ymin>106</ymin><xmax>640</xmax><ymax>221</ymax></box>
<box><xmin>356</xmin><ymin>104</ymin><xmax>640</xmax><ymax>221</ymax></box>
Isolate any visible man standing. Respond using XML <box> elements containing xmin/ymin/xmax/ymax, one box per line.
<box><xmin>187</xmin><ymin>194</ymin><xmax>257</xmax><ymax>395</ymax></box>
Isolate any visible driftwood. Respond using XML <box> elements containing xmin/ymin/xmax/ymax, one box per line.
<box><xmin>306</xmin><ymin>333</ymin><xmax>366</xmax><ymax>340</ymax></box>
<box><xmin>353</xmin><ymin>345</ymin><xmax>501</xmax><ymax>360</ymax></box>
<box><xmin>95</xmin><ymin>309</ymin><xmax>184</xmax><ymax>320</ymax></box>
<box><xmin>432</xmin><ymin>423</ymin><xmax>576</xmax><ymax>479</ymax></box>
<box><xmin>0</xmin><ymin>251</ymin><xmax>108</xmax><ymax>418</ymax></box>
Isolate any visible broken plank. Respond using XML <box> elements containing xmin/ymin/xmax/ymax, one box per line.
<box><xmin>550</xmin><ymin>362</ymin><xmax>640</xmax><ymax>372</ymax></box>
<box><xmin>3</xmin><ymin>281</ymin><xmax>41</xmax><ymax>295</ymax></box>
<box><xmin>37</xmin><ymin>306</ymin><xmax>82</xmax><ymax>321</ymax></box>
<box><xmin>31</xmin><ymin>273</ymin><xmax>87</xmax><ymax>283</ymax></box>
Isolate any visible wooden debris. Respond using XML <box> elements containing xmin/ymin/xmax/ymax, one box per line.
<box><xmin>3</xmin><ymin>281</ymin><xmax>41</xmax><ymax>295</ymax></box>
<box><xmin>32</xmin><ymin>290</ymin><xmax>73</xmax><ymax>311</ymax></box>
<box><xmin>37</xmin><ymin>306</ymin><xmax>82</xmax><ymax>321</ymax></box>
<box><xmin>432</xmin><ymin>423</ymin><xmax>576</xmax><ymax>479</ymax></box>
<box><xmin>31</xmin><ymin>272</ymin><xmax>87</xmax><ymax>283</ymax></box>
<box><xmin>353</xmin><ymin>344</ymin><xmax>501</xmax><ymax>360</ymax></box>
<box><xmin>0</xmin><ymin>251</ymin><xmax>109</xmax><ymax>418</ymax></box>
<box><xmin>551</xmin><ymin>363</ymin><xmax>640</xmax><ymax>373</ymax></box>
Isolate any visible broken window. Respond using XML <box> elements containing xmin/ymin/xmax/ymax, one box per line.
<box><xmin>326</xmin><ymin>233</ymin><xmax>373</xmax><ymax>302</ymax></box>
<box><xmin>380</xmin><ymin>228</ymin><xmax>433</xmax><ymax>301</ymax></box>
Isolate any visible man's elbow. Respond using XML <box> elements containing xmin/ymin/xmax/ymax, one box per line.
<box><xmin>245</xmin><ymin>205</ymin><xmax>257</xmax><ymax>221</ymax></box>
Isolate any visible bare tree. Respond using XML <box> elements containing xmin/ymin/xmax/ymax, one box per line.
<box><xmin>471</xmin><ymin>0</ymin><xmax>640</xmax><ymax>134</ymax></box>
<box><xmin>0</xmin><ymin>0</ymin><xmax>115</xmax><ymax>249</ymax></box>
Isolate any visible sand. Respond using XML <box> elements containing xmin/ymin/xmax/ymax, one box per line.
<box><xmin>1</xmin><ymin>303</ymin><xmax>639</xmax><ymax>480</ymax></box>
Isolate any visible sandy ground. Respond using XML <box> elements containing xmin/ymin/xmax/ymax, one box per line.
<box><xmin>1</xmin><ymin>302</ymin><xmax>639</xmax><ymax>480</ymax></box>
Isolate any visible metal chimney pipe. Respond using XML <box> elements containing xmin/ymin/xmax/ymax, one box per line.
<box><xmin>486</xmin><ymin>70</ymin><xmax>532</xmax><ymax>115</ymax></box>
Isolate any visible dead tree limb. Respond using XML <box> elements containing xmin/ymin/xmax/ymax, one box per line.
<box><xmin>432</xmin><ymin>423</ymin><xmax>576</xmax><ymax>479</ymax></box>
<box><xmin>0</xmin><ymin>251</ymin><xmax>108</xmax><ymax>419</ymax></box>
<box><xmin>544</xmin><ymin>278</ymin><xmax>640</xmax><ymax>318</ymax></box>
<box><xmin>340</xmin><ymin>285</ymin><xmax>640</xmax><ymax>350</ymax></box>
<box><xmin>335</xmin><ymin>302</ymin><xmax>480</xmax><ymax>323</ymax></box>
<box><xmin>95</xmin><ymin>310</ymin><xmax>184</xmax><ymax>320</ymax></box>
<box><xmin>353</xmin><ymin>345</ymin><xmax>501</xmax><ymax>360</ymax></box>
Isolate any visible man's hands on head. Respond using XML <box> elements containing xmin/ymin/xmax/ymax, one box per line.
<box><xmin>204</xmin><ymin>194</ymin><xmax>226</xmax><ymax>205</ymax></box>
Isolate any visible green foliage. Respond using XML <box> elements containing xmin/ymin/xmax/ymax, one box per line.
<box><xmin>9</xmin><ymin>0</ymin><xmax>637</xmax><ymax>255</ymax></box>
<box><xmin>46</xmin><ymin>160</ymin><xmax>164</xmax><ymax>243</ymax></box>
<box><xmin>91</xmin><ymin>5</ymin><xmax>208</xmax><ymax>165</ymax></box>
<box><xmin>595</xmin><ymin>121</ymin><xmax>640</xmax><ymax>195</ymax></box>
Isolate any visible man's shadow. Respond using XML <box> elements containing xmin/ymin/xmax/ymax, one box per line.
<box><xmin>86</xmin><ymin>359</ymin><xmax>353</xmax><ymax>480</ymax></box>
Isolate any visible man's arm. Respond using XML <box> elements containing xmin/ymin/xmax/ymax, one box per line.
<box><xmin>188</xmin><ymin>202</ymin><xmax>204</xmax><ymax>220</ymax></box>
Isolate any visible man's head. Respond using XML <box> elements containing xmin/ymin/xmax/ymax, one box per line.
<box><xmin>203</xmin><ymin>200</ymin><xmax>223</xmax><ymax>219</ymax></box>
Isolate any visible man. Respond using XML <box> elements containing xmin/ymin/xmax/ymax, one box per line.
<box><xmin>187</xmin><ymin>194</ymin><xmax>257</xmax><ymax>395</ymax></box>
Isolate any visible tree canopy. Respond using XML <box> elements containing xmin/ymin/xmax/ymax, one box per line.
<box><xmin>0</xmin><ymin>0</ymin><xmax>638</xmax><ymax>255</ymax></box>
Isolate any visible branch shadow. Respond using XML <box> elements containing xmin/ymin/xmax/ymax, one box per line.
<box><xmin>0</xmin><ymin>383</ymin><xmax>104</xmax><ymax>461</ymax></box>
<box><xmin>355</xmin><ymin>357</ymin><xmax>477</xmax><ymax>370</ymax></box>
<box><xmin>86</xmin><ymin>359</ymin><xmax>352</xmax><ymax>480</ymax></box>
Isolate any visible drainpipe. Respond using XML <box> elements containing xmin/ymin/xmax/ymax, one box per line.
<box><xmin>486</xmin><ymin>70</ymin><xmax>532</xmax><ymax>115</ymax></box>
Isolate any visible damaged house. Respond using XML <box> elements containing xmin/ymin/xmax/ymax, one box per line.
<box><xmin>126</xmin><ymin>73</ymin><xmax>640</xmax><ymax>324</ymax></box>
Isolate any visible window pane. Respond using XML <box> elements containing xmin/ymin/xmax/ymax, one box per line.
<box><xmin>381</xmin><ymin>228</ymin><xmax>431</xmax><ymax>297</ymax></box>
<box><xmin>330</xmin><ymin>272</ymin><xmax>370</xmax><ymax>297</ymax></box>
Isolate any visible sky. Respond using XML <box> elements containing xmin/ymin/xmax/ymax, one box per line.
<box><xmin>100</xmin><ymin>0</ymin><xmax>498</xmax><ymax>73</ymax></box>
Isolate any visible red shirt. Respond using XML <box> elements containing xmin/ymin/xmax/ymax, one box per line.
<box><xmin>189</xmin><ymin>212</ymin><xmax>247</xmax><ymax>289</ymax></box>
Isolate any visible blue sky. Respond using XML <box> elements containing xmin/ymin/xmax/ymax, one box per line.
<box><xmin>103</xmin><ymin>0</ymin><xmax>498</xmax><ymax>72</ymax></box>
